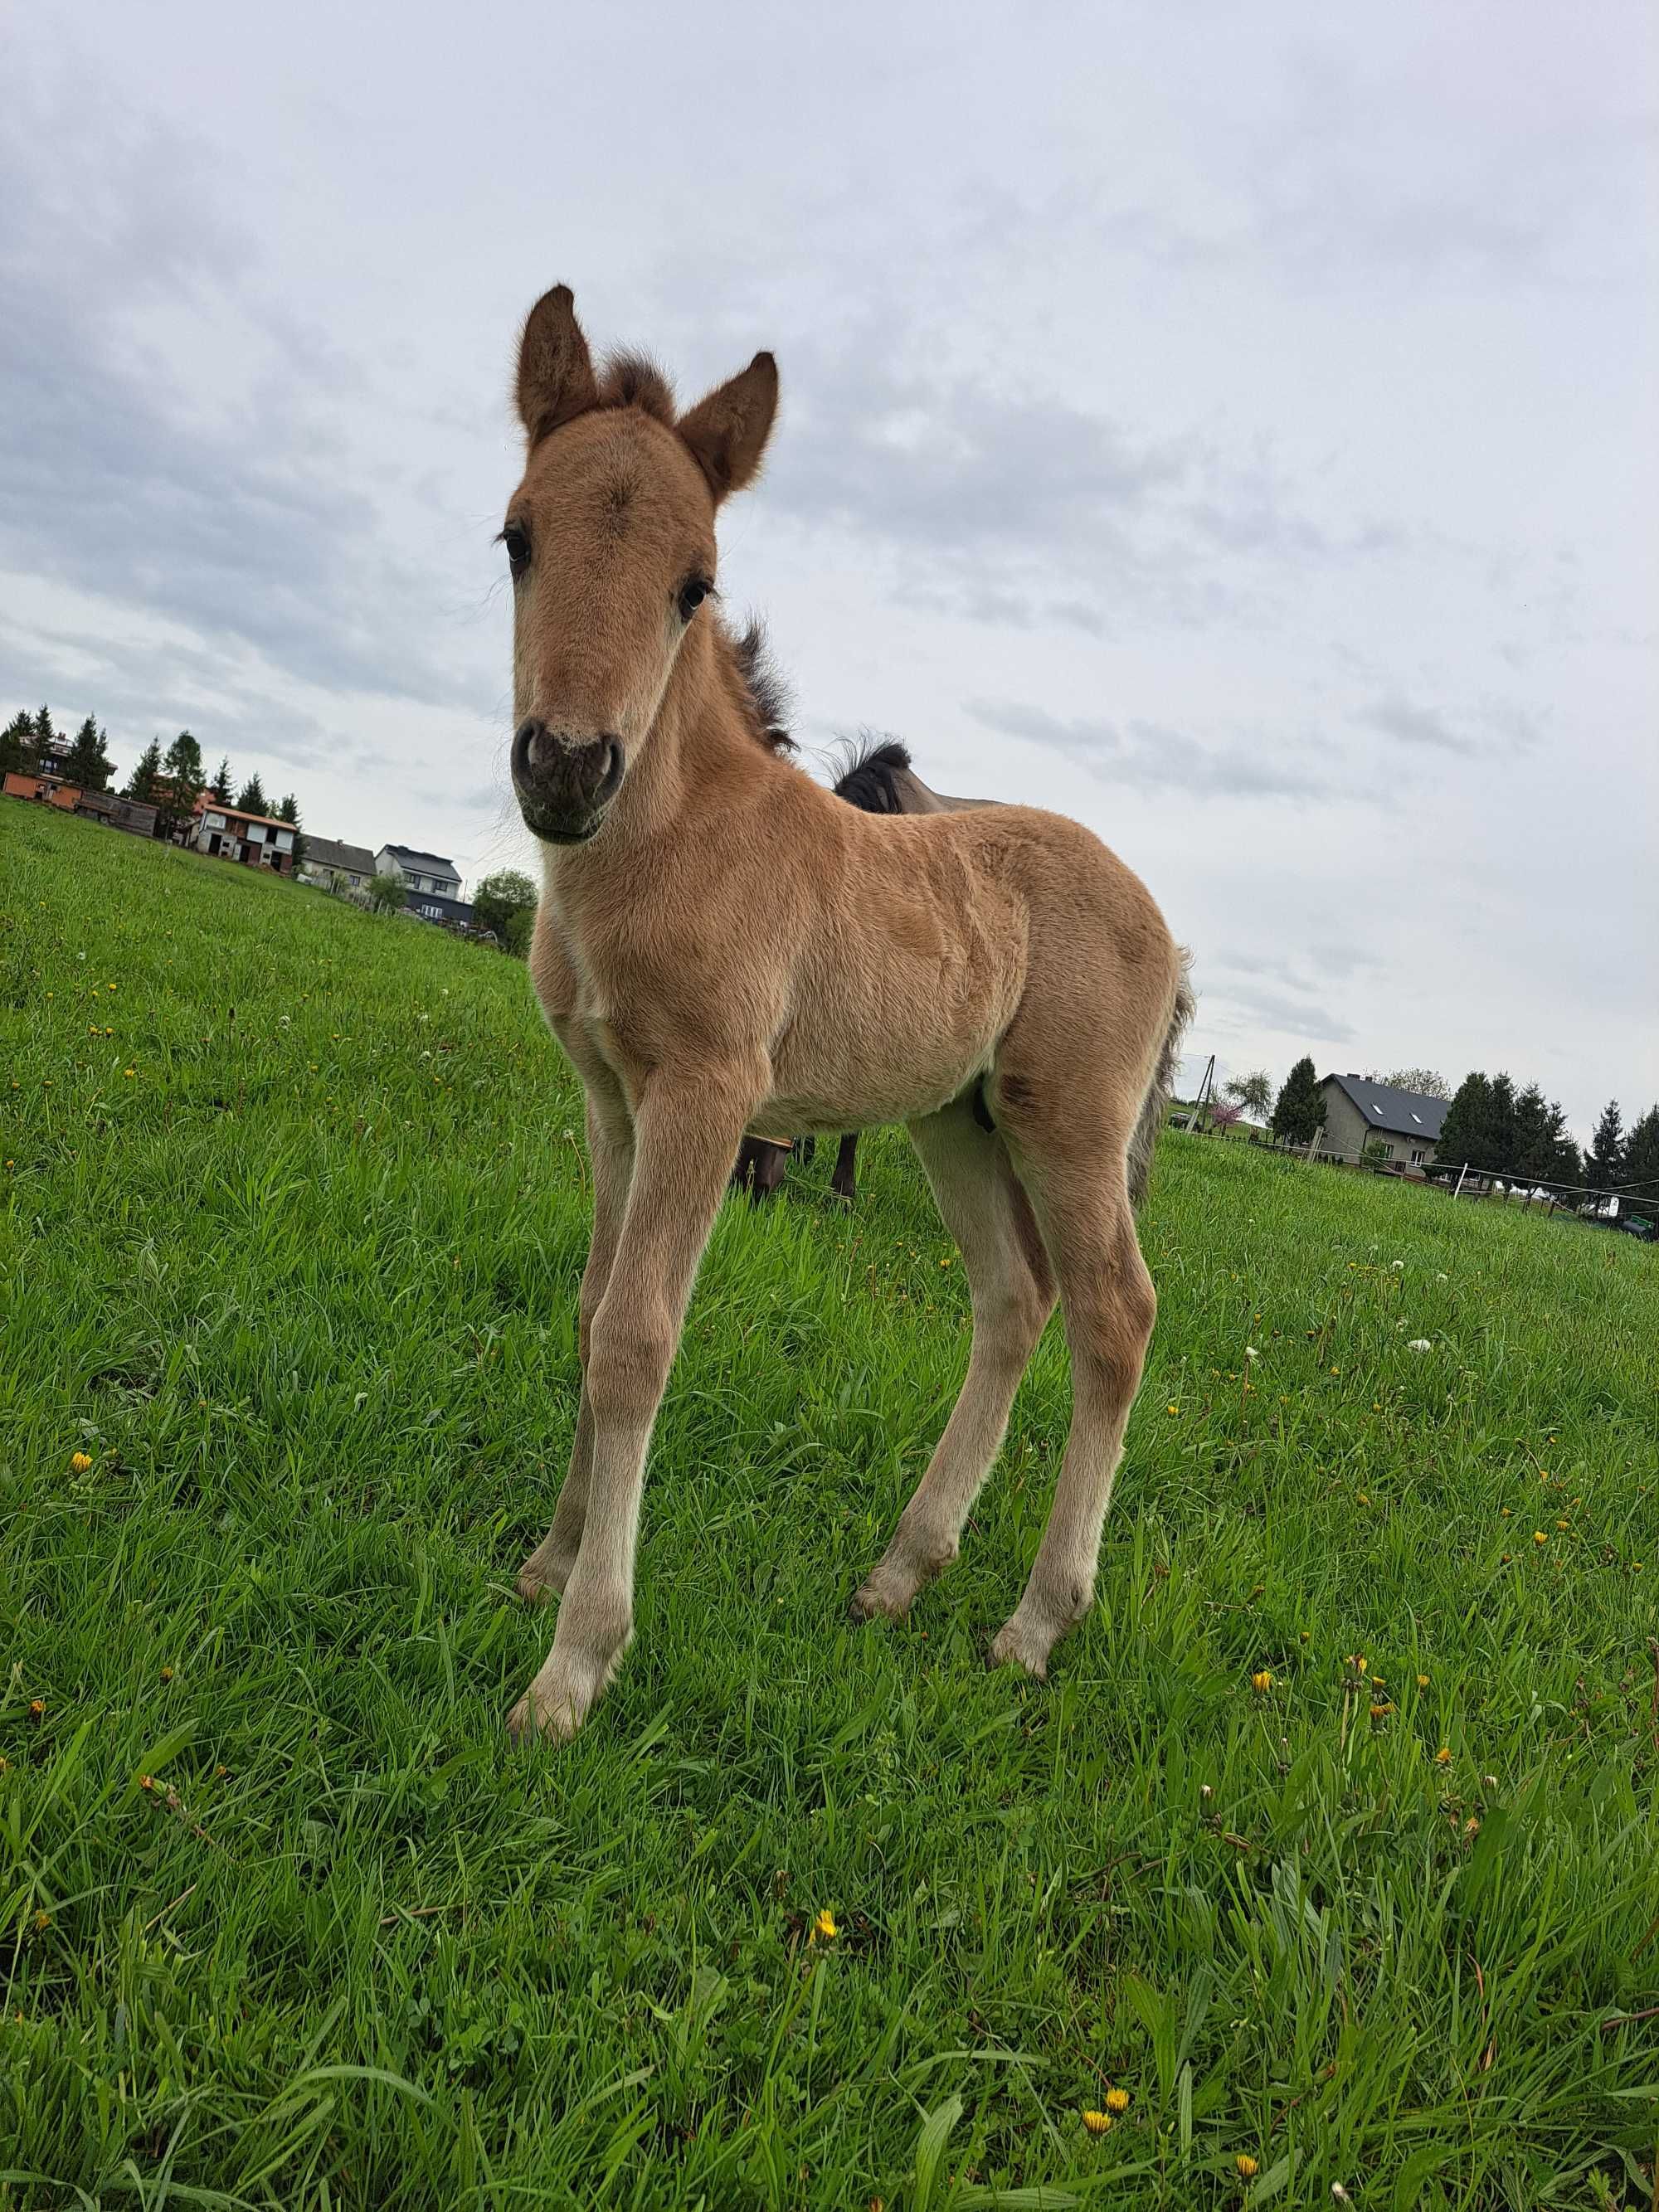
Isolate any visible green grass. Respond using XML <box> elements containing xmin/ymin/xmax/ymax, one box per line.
<box><xmin>2</xmin><ymin>800</ymin><xmax>1657</xmax><ymax>2211</ymax></box>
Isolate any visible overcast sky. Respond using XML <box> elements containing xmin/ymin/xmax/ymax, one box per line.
<box><xmin>5</xmin><ymin>3</ymin><xmax>1655</xmax><ymax>1132</ymax></box>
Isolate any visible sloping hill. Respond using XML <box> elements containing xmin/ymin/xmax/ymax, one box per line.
<box><xmin>3</xmin><ymin>800</ymin><xmax>1656</xmax><ymax>2208</ymax></box>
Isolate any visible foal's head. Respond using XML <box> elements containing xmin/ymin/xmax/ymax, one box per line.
<box><xmin>503</xmin><ymin>285</ymin><xmax>779</xmax><ymax>844</ymax></box>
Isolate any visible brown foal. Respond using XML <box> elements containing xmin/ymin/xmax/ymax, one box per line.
<box><xmin>501</xmin><ymin>286</ymin><xmax>1192</xmax><ymax>1741</ymax></box>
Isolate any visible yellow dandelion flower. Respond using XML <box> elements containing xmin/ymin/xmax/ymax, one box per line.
<box><xmin>34</xmin><ymin>1911</ymin><xmax>50</xmax><ymax>1932</ymax></box>
<box><xmin>1105</xmin><ymin>2086</ymin><xmax>1130</xmax><ymax>2113</ymax></box>
<box><xmin>813</xmin><ymin>1908</ymin><xmax>838</xmax><ymax>1942</ymax></box>
<box><xmin>1435</xmin><ymin>1747</ymin><xmax>1451</xmax><ymax>1765</ymax></box>
<box><xmin>1416</xmin><ymin>1674</ymin><xmax>1430</xmax><ymax>1689</ymax></box>
<box><xmin>1082</xmin><ymin>2109</ymin><xmax>1113</xmax><ymax>2136</ymax></box>
<box><xmin>27</xmin><ymin>1699</ymin><xmax>45</xmax><ymax>1719</ymax></box>
<box><xmin>1166</xmin><ymin>1403</ymin><xmax>1179</xmax><ymax>1414</ymax></box>
<box><xmin>139</xmin><ymin>1774</ymin><xmax>155</xmax><ymax>1791</ymax></box>
<box><xmin>1554</xmin><ymin>1518</ymin><xmax>1568</xmax><ymax>1530</ymax></box>
<box><xmin>1532</xmin><ymin>1530</ymin><xmax>1547</xmax><ymax>1546</ymax></box>
<box><xmin>1251</xmin><ymin>1670</ymin><xmax>1274</xmax><ymax>1693</ymax></box>
<box><xmin>70</xmin><ymin>1451</ymin><xmax>93</xmax><ymax>1473</ymax></box>
<box><xmin>160</xmin><ymin>1665</ymin><xmax>174</xmax><ymax>1683</ymax></box>
<box><xmin>1370</xmin><ymin>1700</ymin><xmax>1394</xmax><ymax>1719</ymax></box>
<box><xmin>1236</xmin><ymin>2153</ymin><xmax>1259</xmax><ymax>2178</ymax></box>
<box><xmin>1355</xmin><ymin>1491</ymin><xmax>1370</xmax><ymax>1505</ymax></box>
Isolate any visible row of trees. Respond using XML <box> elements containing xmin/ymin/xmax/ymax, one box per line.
<box><xmin>6</xmin><ymin>704</ymin><xmax>306</xmax><ymax>867</ymax></box>
<box><xmin>2</xmin><ymin>705</ymin><xmax>116</xmax><ymax>789</ymax></box>
<box><xmin>1435</xmin><ymin>1072</ymin><xmax>1582</xmax><ymax>1185</ymax></box>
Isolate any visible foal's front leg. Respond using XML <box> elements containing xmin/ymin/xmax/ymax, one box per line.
<box><xmin>516</xmin><ymin>1091</ymin><xmax>634</xmax><ymax>1604</ymax></box>
<box><xmin>508</xmin><ymin>1062</ymin><xmax>762</xmax><ymax>1742</ymax></box>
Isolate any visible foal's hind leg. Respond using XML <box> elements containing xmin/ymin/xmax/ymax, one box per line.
<box><xmin>850</xmin><ymin>1098</ymin><xmax>1054</xmax><ymax>1622</ymax></box>
<box><xmin>988</xmin><ymin>1150</ymin><xmax>1155</xmax><ymax>1679</ymax></box>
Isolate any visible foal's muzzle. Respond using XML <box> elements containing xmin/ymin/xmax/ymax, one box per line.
<box><xmin>511</xmin><ymin>721</ymin><xmax>625</xmax><ymax>843</ymax></box>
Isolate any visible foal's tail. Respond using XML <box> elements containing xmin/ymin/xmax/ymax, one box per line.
<box><xmin>1127</xmin><ymin>955</ymin><xmax>1196</xmax><ymax>1212</ymax></box>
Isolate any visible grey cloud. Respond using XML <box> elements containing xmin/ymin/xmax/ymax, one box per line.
<box><xmin>761</xmin><ymin>337</ymin><xmax>1395</xmax><ymax>634</ymax></box>
<box><xmin>967</xmin><ymin>698</ymin><xmax>1327</xmax><ymax>801</ymax></box>
<box><xmin>0</xmin><ymin>85</ymin><xmax>481</xmax><ymax>728</ymax></box>
<box><xmin>1204</xmin><ymin>976</ymin><xmax>1359</xmax><ymax>1047</ymax></box>
<box><xmin>1354</xmin><ymin>692</ymin><xmax>1541</xmax><ymax>757</ymax></box>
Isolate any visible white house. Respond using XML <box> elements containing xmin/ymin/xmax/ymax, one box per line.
<box><xmin>376</xmin><ymin>843</ymin><xmax>462</xmax><ymax>900</ymax></box>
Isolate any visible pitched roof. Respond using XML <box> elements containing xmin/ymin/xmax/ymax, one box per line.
<box><xmin>304</xmin><ymin>835</ymin><xmax>376</xmax><ymax>875</ymax></box>
<box><xmin>198</xmin><ymin>796</ymin><xmax>292</xmax><ymax>829</ymax></box>
<box><xmin>1321</xmin><ymin>1073</ymin><xmax>1450</xmax><ymax>1141</ymax></box>
<box><xmin>380</xmin><ymin>843</ymin><xmax>458</xmax><ymax>873</ymax></box>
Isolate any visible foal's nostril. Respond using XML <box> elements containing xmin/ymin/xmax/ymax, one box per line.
<box><xmin>511</xmin><ymin>718</ymin><xmax>543</xmax><ymax>784</ymax></box>
<box><xmin>594</xmin><ymin>738</ymin><xmax>625</xmax><ymax>805</ymax></box>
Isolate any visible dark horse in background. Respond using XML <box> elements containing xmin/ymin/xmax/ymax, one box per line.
<box><xmin>732</xmin><ymin>736</ymin><xmax>991</xmax><ymax>1206</ymax></box>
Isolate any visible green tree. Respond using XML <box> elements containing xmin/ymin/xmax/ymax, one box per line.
<box><xmin>159</xmin><ymin>729</ymin><xmax>206</xmax><ymax>839</ymax></box>
<box><xmin>1270</xmin><ymin>1056</ymin><xmax>1324</xmax><ymax>1147</ymax></box>
<box><xmin>1511</xmin><ymin>1085</ymin><xmax>1579</xmax><ymax>1186</ymax></box>
<box><xmin>1224</xmin><ymin>1069</ymin><xmax>1274</xmax><ymax>1122</ymax></box>
<box><xmin>1585</xmin><ymin>1101</ymin><xmax>1626</xmax><ymax>1194</ymax></box>
<box><xmin>1385</xmin><ymin>1067</ymin><xmax>1450</xmax><ymax>1100</ymax></box>
<box><xmin>124</xmin><ymin>738</ymin><xmax>165</xmax><ymax>806</ymax></box>
<box><xmin>1486</xmin><ymin>1074</ymin><xmax>1519</xmax><ymax>1174</ymax></box>
<box><xmin>32</xmin><ymin>704</ymin><xmax>56</xmax><ymax>751</ymax></box>
<box><xmin>210</xmin><ymin>756</ymin><xmax>233</xmax><ymax>802</ymax></box>
<box><xmin>1622</xmin><ymin>1106</ymin><xmax>1659</xmax><ymax>1198</ymax></box>
<box><xmin>1</xmin><ymin>710</ymin><xmax>34</xmax><ymax>776</ymax></box>
<box><xmin>236</xmin><ymin>772</ymin><xmax>270</xmax><ymax>816</ymax></box>
<box><xmin>1436</xmin><ymin>1072</ymin><xmax>1491</xmax><ymax>1169</ymax></box>
<box><xmin>472</xmin><ymin>867</ymin><xmax>538</xmax><ymax>949</ymax></box>
<box><xmin>65</xmin><ymin>716</ymin><xmax>116</xmax><ymax>792</ymax></box>
<box><xmin>275</xmin><ymin>793</ymin><xmax>307</xmax><ymax>871</ymax></box>
<box><xmin>367</xmin><ymin>871</ymin><xmax>406</xmax><ymax>915</ymax></box>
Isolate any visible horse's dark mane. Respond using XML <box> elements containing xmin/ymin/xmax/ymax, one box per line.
<box><xmin>832</xmin><ymin>732</ymin><xmax>913</xmax><ymax>814</ymax></box>
<box><xmin>729</xmin><ymin>619</ymin><xmax>794</xmax><ymax>754</ymax></box>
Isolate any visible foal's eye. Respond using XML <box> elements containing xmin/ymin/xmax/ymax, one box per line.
<box><xmin>502</xmin><ymin>524</ymin><xmax>531</xmax><ymax>578</ymax></box>
<box><xmin>676</xmin><ymin>576</ymin><xmax>710</xmax><ymax>621</ymax></box>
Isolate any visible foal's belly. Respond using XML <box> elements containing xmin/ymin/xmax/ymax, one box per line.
<box><xmin>761</xmin><ymin>936</ymin><xmax>1022</xmax><ymax>1134</ymax></box>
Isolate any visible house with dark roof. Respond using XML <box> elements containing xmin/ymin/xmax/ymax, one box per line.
<box><xmin>299</xmin><ymin>835</ymin><xmax>376</xmax><ymax>892</ymax></box>
<box><xmin>1316</xmin><ymin>1074</ymin><xmax>1449</xmax><ymax>1169</ymax></box>
<box><xmin>376</xmin><ymin>843</ymin><xmax>462</xmax><ymax>900</ymax></box>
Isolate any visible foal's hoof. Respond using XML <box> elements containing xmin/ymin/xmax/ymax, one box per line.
<box><xmin>506</xmin><ymin>1689</ymin><xmax>578</xmax><ymax>1745</ymax></box>
<box><xmin>989</xmin><ymin>1617</ymin><xmax>1051</xmax><ymax>1680</ymax></box>
<box><xmin>848</xmin><ymin>1572</ymin><xmax>911</xmax><ymax>1625</ymax></box>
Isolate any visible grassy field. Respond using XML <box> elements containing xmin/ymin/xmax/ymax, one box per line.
<box><xmin>2</xmin><ymin>800</ymin><xmax>1657</xmax><ymax>2211</ymax></box>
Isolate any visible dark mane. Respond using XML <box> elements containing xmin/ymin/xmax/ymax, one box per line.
<box><xmin>729</xmin><ymin>619</ymin><xmax>794</xmax><ymax>754</ymax></box>
<box><xmin>832</xmin><ymin>732</ymin><xmax>913</xmax><ymax>814</ymax></box>
<box><xmin>597</xmin><ymin>350</ymin><xmax>677</xmax><ymax>424</ymax></box>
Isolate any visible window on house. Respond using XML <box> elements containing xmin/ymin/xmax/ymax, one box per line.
<box><xmin>1410</xmin><ymin>1148</ymin><xmax>1425</xmax><ymax>1164</ymax></box>
<box><xmin>1377</xmin><ymin>1141</ymin><xmax>1394</xmax><ymax>1159</ymax></box>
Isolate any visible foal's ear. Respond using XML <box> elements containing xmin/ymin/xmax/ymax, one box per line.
<box><xmin>678</xmin><ymin>353</ymin><xmax>779</xmax><ymax>502</ymax></box>
<box><xmin>516</xmin><ymin>284</ymin><xmax>599</xmax><ymax>447</ymax></box>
